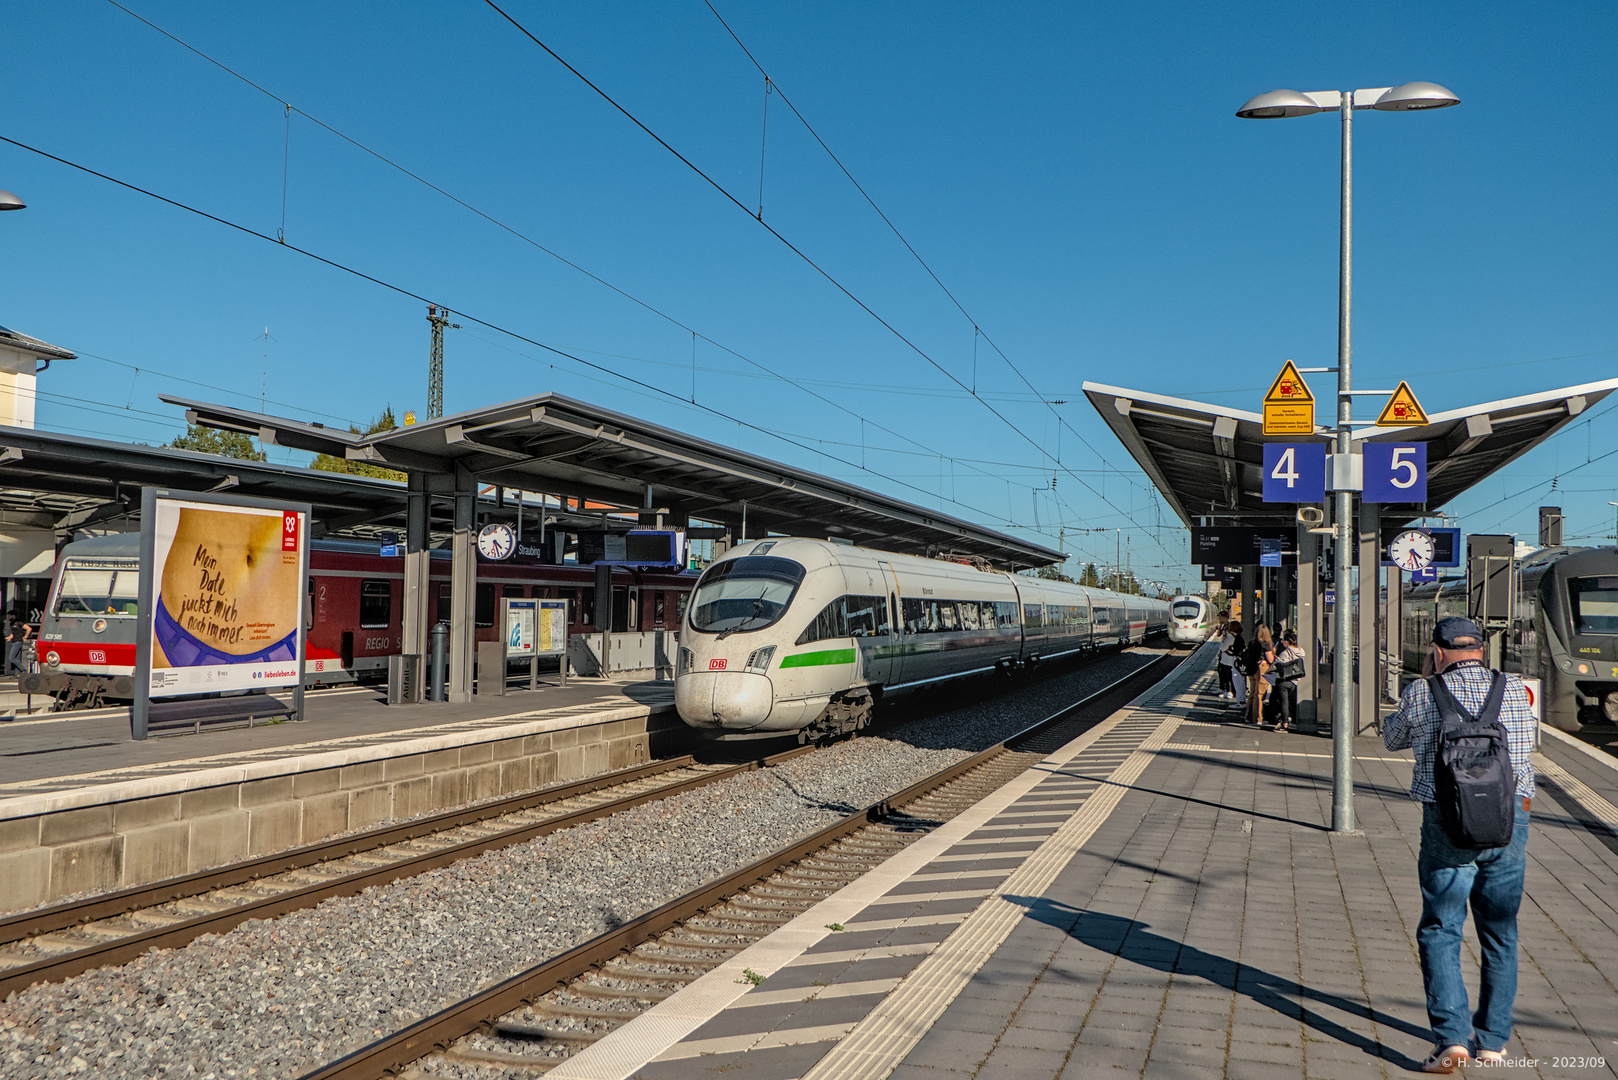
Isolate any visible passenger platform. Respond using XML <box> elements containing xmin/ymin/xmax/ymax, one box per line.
<box><xmin>0</xmin><ymin>679</ymin><xmax>679</xmax><ymax>913</ymax></box>
<box><xmin>546</xmin><ymin>646</ymin><xmax>1618</xmax><ymax>1080</ymax></box>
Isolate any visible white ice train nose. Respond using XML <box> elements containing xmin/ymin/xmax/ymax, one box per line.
<box><xmin>675</xmin><ymin>671</ymin><xmax>775</xmax><ymax>730</ymax></box>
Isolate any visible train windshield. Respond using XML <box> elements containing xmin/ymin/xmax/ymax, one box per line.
<box><xmin>54</xmin><ymin>560</ymin><xmax>141</xmax><ymax>617</ymax></box>
<box><xmin>1172</xmin><ymin>601</ymin><xmax>1203</xmax><ymax>620</ymax></box>
<box><xmin>689</xmin><ymin>556</ymin><xmax>805</xmax><ymax>635</ymax></box>
<box><xmin>1569</xmin><ymin>576</ymin><xmax>1618</xmax><ymax>636</ymax></box>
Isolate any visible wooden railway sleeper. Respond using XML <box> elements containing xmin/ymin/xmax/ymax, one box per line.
<box><xmin>599</xmin><ymin>961</ymin><xmax>706</xmax><ymax>983</ymax></box>
<box><xmin>568</xmin><ymin>980</ymin><xmax>676</xmax><ymax>1002</ymax></box>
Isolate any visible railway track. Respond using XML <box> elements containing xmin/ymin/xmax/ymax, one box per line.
<box><xmin>301</xmin><ymin>652</ymin><xmax>1177</xmax><ymax>1080</ymax></box>
<box><xmin>0</xmin><ymin>747</ymin><xmax>817</xmax><ymax>998</ymax></box>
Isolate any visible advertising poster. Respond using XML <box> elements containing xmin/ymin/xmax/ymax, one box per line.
<box><xmin>144</xmin><ymin>494</ymin><xmax>308</xmax><ymax>698</ymax></box>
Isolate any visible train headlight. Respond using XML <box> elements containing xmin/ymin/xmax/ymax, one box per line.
<box><xmin>745</xmin><ymin>646</ymin><xmax>776</xmax><ymax>673</ymax></box>
<box><xmin>1577</xmin><ymin>662</ymin><xmax>1592</xmax><ymax>675</ymax></box>
<box><xmin>677</xmin><ymin>647</ymin><xmax>693</xmax><ymax>676</ymax></box>
<box><xmin>45</xmin><ymin>650</ymin><xmax>60</xmax><ymax>667</ymax></box>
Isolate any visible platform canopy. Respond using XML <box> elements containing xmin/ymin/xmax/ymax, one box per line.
<box><xmin>0</xmin><ymin>424</ymin><xmax>410</xmax><ymax>534</ymax></box>
<box><xmin>167</xmin><ymin>392</ymin><xmax>1063</xmax><ymax>570</ymax></box>
<box><xmin>1081</xmin><ymin>377</ymin><xmax>1618</xmax><ymax>528</ymax></box>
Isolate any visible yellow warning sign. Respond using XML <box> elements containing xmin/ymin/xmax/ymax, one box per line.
<box><xmin>1375</xmin><ymin>381</ymin><xmax>1428</xmax><ymax>427</ymax></box>
<box><xmin>1262</xmin><ymin>360</ymin><xmax>1316</xmax><ymax>436</ymax></box>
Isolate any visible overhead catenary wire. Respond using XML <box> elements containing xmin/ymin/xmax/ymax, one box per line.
<box><xmin>99</xmin><ymin>0</ymin><xmax>1055</xmax><ymax>526</ymax></box>
<box><xmin>700</xmin><ymin>0</ymin><xmax>1149</xmax><ymax>498</ymax></box>
<box><xmin>482</xmin><ymin>0</ymin><xmax>1181</xmax><ymax>570</ymax></box>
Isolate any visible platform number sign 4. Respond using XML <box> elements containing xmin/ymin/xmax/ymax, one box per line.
<box><xmin>1262</xmin><ymin>443</ymin><xmax>1326</xmax><ymax>503</ymax></box>
<box><xmin>1362</xmin><ymin>442</ymin><xmax>1427</xmax><ymax>503</ymax></box>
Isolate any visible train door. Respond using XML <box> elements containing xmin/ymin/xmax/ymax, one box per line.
<box><xmin>867</xmin><ymin>560</ymin><xmax>901</xmax><ymax>687</ymax></box>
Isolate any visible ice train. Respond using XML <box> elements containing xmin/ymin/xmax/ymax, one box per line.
<box><xmin>675</xmin><ymin>538</ymin><xmax>1168</xmax><ymax>741</ymax></box>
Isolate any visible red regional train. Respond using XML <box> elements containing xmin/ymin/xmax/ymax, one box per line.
<box><xmin>25</xmin><ymin>533</ymin><xmax>694</xmax><ymax>709</ymax></box>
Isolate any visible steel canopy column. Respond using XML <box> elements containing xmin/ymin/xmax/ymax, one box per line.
<box><xmin>448</xmin><ymin>464</ymin><xmax>477</xmax><ymax>703</ymax></box>
<box><xmin>1387</xmin><ymin>566</ymin><xmax>1403</xmax><ymax>704</ymax></box>
<box><xmin>1295</xmin><ymin>524</ymin><xmax>1319</xmax><ymax>729</ymax></box>
<box><xmin>1357</xmin><ymin>499</ymin><xmax>1380</xmax><ymax>735</ymax></box>
<box><xmin>403</xmin><ymin>473</ymin><xmax>431</xmax><ymax>702</ymax></box>
<box><xmin>1240</xmin><ymin>565</ymin><xmax>1256</xmax><ymax>639</ymax></box>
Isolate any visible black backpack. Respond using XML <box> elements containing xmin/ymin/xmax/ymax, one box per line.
<box><xmin>1427</xmin><ymin>670</ymin><xmax>1516</xmax><ymax>849</ymax></box>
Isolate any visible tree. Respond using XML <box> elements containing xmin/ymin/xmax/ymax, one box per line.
<box><xmin>311</xmin><ymin>407</ymin><xmax>406</xmax><ymax>482</ymax></box>
<box><xmin>1079</xmin><ymin>562</ymin><xmax>1100</xmax><ymax>587</ymax></box>
<box><xmin>167</xmin><ymin>425</ymin><xmax>266</xmax><ymax>461</ymax></box>
<box><xmin>1035</xmin><ymin>564</ymin><xmax>1074</xmax><ymax>583</ymax></box>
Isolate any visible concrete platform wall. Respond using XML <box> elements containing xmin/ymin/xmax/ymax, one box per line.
<box><xmin>0</xmin><ymin>707</ymin><xmax>685</xmax><ymax>914</ymax></box>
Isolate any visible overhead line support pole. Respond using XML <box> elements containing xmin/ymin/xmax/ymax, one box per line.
<box><xmin>1332</xmin><ymin>90</ymin><xmax>1357</xmax><ymax>834</ymax></box>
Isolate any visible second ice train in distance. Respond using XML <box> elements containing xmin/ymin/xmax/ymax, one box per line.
<box><xmin>675</xmin><ymin>538</ymin><xmax>1169</xmax><ymax>741</ymax></box>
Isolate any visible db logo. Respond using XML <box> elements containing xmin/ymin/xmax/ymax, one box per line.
<box><xmin>709</xmin><ymin>658</ymin><xmax>728</xmax><ymax>670</ymax></box>
<box><xmin>88</xmin><ymin>649</ymin><xmax>105</xmax><ymax>664</ymax></box>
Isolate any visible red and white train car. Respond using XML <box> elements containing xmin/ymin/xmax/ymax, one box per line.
<box><xmin>26</xmin><ymin>533</ymin><xmax>693</xmax><ymax>708</ymax></box>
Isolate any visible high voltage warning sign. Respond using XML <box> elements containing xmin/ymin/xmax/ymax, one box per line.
<box><xmin>1376</xmin><ymin>381</ymin><xmax>1428</xmax><ymax>426</ymax></box>
<box><xmin>1262</xmin><ymin>360</ymin><xmax>1316</xmax><ymax>436</ymax></box>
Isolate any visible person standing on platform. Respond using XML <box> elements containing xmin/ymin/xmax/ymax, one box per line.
<box><xmin>1243</xmin><ymin>625</ymin><xmax>1273</xmax><ymax>725</ymax></box>
<box><xmin>5</xmin><ymin>613</ymin><xmax>30</xmax><ymax>676</ymax></box>
<box><xmin>1384</xmin><ymin>616</ymin><xmax>1535</xmax><ymax>1073</ymax></box>
<box><xmin>1223</xmin><ymin>622</ymin><xmax>1246</xmax><ymax>710</ymax></box>
<box><xmin>1214</xmin><ymin>610</ymin><xmax>1234</xmax><ymax>698</ymax></box>
<box><xmin>1267</xmin><ymin>630</ymin><xmax>1306</xmax><ymax>729</ymax></box>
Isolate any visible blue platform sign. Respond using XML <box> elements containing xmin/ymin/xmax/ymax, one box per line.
<box><xmin>1262</xmin><ymin>443</ymin><xmax>1326</xmax><ymax>503</ymax></box>
<box><xmin>1362</xmin><ymin>441</ymin><xmax>1428</xmax><ymax>503</ymax></box>
<box><xmin>1259</xmin><ymin>537</ymin><xmax>1284</xmax><ymax>567</ymax></box>
<box><xmin>1411</xmin><ymin>566</ymin><xmax>1439</xmax><ymax>583</ymax></box>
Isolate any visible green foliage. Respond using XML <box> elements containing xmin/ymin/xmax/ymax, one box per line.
<box><xmin>739</xmin><ymin>968</ymin><xmax>766</xmax><ymax>986</ymax></box>
<box><xmin>1034</xmin><ymin>564</ymin><xmax>1074</xmax><ymax>583</ymax></box>
<box><xmin>310</xmin><ymin>407</ymin><xmax>406</xmax><ymax>482</ymax></box>
<box><xmin>1080</xmin><ymin>562</ymin><xmax>1100</xmax><ymax>587</ymax></box>
<box><xmin>167</xmin><ymin>425</ymin><xmax>267</xmax><ymax>461</ymax></box>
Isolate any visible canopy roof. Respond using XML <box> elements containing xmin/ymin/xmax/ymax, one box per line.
<box><xmin>167</xmin><ymin>392</ymin><xmax>1063</xmax><ymax>569</ymax></box>
<box><xmin>1081</xmin><ymin>377</ymin><xmax>1618</xmax><ymax>528</ymax></box>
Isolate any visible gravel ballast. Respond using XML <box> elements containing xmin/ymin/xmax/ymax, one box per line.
<box><xmin>0</xmin><ymin>647</ymin><xmax>1170</xmax><ymax>1079</ymax></box>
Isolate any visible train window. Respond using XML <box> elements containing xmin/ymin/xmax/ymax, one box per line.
<box><xmin>1569</xmin><ymin>577</ymin><xmax>1618</xmax><ymax>636</ymax></box>
<box><xmin>54</xmin><ymin>563</ymin><xmax>141</xmax><ymax>617</ymax></box>
<box><xmin>1023</xmin><ymin>604</ymin><xmax>1043</xmax><ymax>629</ymax></box>
<box><xmin>846</xmin><ymin>596</ymin><xmax>885</xmax><ymax>637</ymax></box>
<box><xmin>995</xmin><ymin>601</ymin><xmax>1019</xmax><ymax>628</ymax></box>
<box><xmin>1172</xmin><ymin>601</ymin><xmax>1202</xmax><ymax>620</ymax></box>
<box><xmin>436</xmin><ymin>584</ymin><xmax>451</xmax><ymax>624</ymax></box>
<box><xmin>475</xmin><ymin>583</ymin><xmax>496</xmax><ymax>628</ymax></box>
<box><xmin>580</xmin><ymin>588</ymin><xmax>595</xmax><ymax>627</ymax></box>
<box><xmin>797</xmin><ymin>597</ymin><xmax>845</xmax><ymax>644</ymax></box>
<box><xmin>689</xmin><ymin>556</ymin><xmax>805</xmax><ymax>634</ymax></box>
<box><xmin>958</xmin><ymin>601</ymin><xmax>980</xmax><ymax>631</ymax></box>
<box><xmin>937</xmin><ymin>602</ymin><xmax>959</xmax><ymax>632</ymax></box>
<box><xmin>502</xmin><ymin>584</ymin><xmax>525</xmax><ymax>598</ymax></box>
<box><xmin>655</xmin><ymin>592</ymin><xmax>666</xmax><ymax>627</ymax></box>
<box><xmin>677</xmin><ymin>592</ymin><xmax>688</xmax><ymax>624</ymax></box>
<box><xmin>359</xmin><ymin>580</ymin><xmax>392</xmax><ymax>629</ymax></box>
<box><xmin>901</xmin><ymin>597</ymin><xmax>930</xmax><ymax>633</ymax></box>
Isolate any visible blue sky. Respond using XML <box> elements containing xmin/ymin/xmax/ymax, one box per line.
<box><xmin>5</xmin><ymin>1</ymin><xmax>1616</xmax><ymax>589</ymax></box>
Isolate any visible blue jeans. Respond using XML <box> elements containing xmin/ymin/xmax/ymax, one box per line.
<box><xmin>1416</xmin><ymin>802</ymin><xmax>1530</xmax><ymax>1052</ymax></box>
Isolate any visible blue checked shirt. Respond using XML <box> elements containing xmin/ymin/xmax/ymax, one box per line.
<box><xmin>1383</xmin><ymin>660</ymin><xmax>1536</xmax><ymax>802</ymax></box>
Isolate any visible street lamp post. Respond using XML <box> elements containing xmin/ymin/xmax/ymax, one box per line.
<box><xmin>0</xmin><ymin>190</ymin><xmax>25</xmax><ymax>211</ymax></box>
<box><xmin>1237</xmin><ymin>81</ymin><xmax>1459</xmax><ymax>834</ymax></box>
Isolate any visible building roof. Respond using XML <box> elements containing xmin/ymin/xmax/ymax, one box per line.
<box><xmin>165</xmin><ymin>392</ymin><xmax>1065</xmax><ymax>569</ymax></box>
<box><xmin>0</xmin><ymin>326</ymin><xmax>76</xmax><ymax>362</ymax></box>
<box><xmin>1081</xmin><ymin>377</ymin><xmax>1618</xmax><ymax>528</ymax></box>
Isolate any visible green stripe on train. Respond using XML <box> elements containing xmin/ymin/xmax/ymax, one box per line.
<box><xmin>779</xmin><ymin>649</ymin><xmax>857</xmax><ymax>668</ymax></box>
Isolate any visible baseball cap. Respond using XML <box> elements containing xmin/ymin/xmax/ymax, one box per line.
<box><xmin>1432</xmin><ymin>616</ymin><xmax>1483</xmax><ymax>649</ymax></box>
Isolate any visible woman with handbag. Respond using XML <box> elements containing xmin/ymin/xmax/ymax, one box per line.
<box><xmin>1223</xmin><ymin>622</ymin><xmax>1246</xmax><ymax>710</ymax></box>
<box><xmin>1244</xmin><ymin>625</ymin><xmax>1273</xmax><ymax>725</ymax></box>
<box><xmin>1268</xmin><ymin>630</ymin><xmax>1307</xmax><ymax>730</ymax></box>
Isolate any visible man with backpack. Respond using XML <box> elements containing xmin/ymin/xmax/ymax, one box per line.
<box><xmin>1383</xmin><ymin>616</ymin><xmax>1536</xmax><ymax>1073</ymax></box>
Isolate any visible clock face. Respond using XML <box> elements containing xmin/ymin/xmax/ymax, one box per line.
<box><xmin>1388</xmin><ymin>529</ymin><xmax>1436</xmax><ymax>572</ymax></box>
<box><xmin>477</xmin><ymin>523</ymin><xmax>516</xmax><ymax>561</ymax></box>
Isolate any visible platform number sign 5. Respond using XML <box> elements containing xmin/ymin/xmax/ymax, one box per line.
<box><xmin>1362</xmin><ymin>442</ymin><xmax>1427</xmax><ymax>503</ymax></box>
<box><xmin>1261</xmin><ymin>443</ymin><xmax>1326</xmax><ymax>503</ymax></box>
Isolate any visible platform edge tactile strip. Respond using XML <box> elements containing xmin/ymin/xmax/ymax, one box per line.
<box><xmin>544</xmin><ymin>655</ymin><xmax>1206</xmax><ymax>1080</ymax></box>
<box><xmin>795</xmin><ymin>705</ymin><xmax>1189</xmax><ymax>1080</ymax></box>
